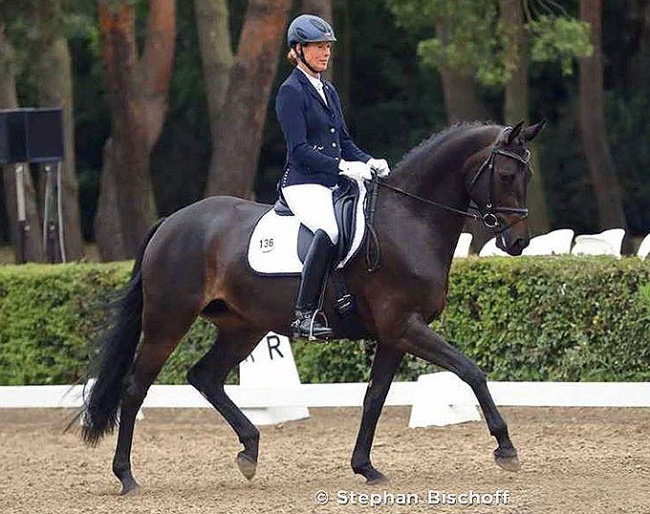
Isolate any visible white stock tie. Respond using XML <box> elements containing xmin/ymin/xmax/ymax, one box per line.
<box><xmin>315</xmin><ymin>82</ymin><xmax>327</xmax><ymax>105</ymax></box>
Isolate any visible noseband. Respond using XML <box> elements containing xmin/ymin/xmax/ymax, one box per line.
<box><xmin>374</xmin><ymin>136</ymin><xmax>531</xmax><ymax>233</ymax></box>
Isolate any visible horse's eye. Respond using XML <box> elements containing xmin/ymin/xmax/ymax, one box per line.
<box><xmin>498</xmin><ymin>172</ymin><xmax>515</xmax><ymax>184</ymax></box>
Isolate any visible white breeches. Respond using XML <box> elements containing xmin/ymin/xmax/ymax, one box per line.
<box><xmin>282</xmin><ymin>184</ymin><xmax>339</xmax><ymax>245</ymax></box>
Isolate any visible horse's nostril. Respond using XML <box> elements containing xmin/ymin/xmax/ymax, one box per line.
<box><xmin>514</xmin><ymin>237</ymin><xmax>528</xmax><ymax>254</ymax></box>
<box><xmin>503</xmin><ymin>236</ymin><xmax>528</xmax><ymax>256</ymax></box>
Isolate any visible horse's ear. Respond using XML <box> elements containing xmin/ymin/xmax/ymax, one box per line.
<box><xmin>499</xmin><ymin>120</ymin><xmax>524</xmax><ymax>145</ymax></box>
<box><xmin>521</xmin><ymin>118</ymin><xmax>547</xmax><ymax>142</ymax></box>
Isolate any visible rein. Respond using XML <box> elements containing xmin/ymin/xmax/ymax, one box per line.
<box><xmin>375</xmin><ymin>181</ymin><xmax>481</xmax><ymax>221</ymax></box>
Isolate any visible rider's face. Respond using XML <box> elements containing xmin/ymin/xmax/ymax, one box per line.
<box><xmin>299</xmin><ymin>42</ymin><xmax>332</xmax><ymax>74</ymax></box>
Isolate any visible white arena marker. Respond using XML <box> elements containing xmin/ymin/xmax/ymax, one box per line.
<box><xmin>239</xmin><ymin>332</ymin><xmax>309</xmax><ymax>425</ymax></box>
<box><xmin>409</xmin><ymin>372</ymin><xmax>481</xmax><ymax>428</ymax></box>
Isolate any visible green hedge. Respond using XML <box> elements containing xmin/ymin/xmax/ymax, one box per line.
<box><xmin>0</xmin><ymin>263</ymin><xmax>217</xmax><ymax>385</ymax></box>
<box><xmin>1</xmin><ymin>257</ymin><xmax>649</xmax><ymax>385</ymax></box>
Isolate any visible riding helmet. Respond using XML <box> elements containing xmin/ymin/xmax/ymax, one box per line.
<box><xmin>287</xmin><ymin>14</ymin><xmax>337</xmax><ymax>47</ymax></box>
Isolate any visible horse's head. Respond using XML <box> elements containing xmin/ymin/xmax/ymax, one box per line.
<box><xmin>466</xmin><ymin>119</ymin><xmax>546</xmax><ymax>255</ymax></box>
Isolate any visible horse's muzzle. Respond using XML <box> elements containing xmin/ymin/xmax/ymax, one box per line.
<box><xmin>496</xmin><ymin>232</ymin><xmax>529</xmax><ymax>256</ymax></box>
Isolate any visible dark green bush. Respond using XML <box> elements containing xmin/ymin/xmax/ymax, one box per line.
<box><xmin>0</xmin><ymin>263</ymin><xmax>126</xmax><ymax>385</ymax></box>
<box><xmin>439</xmin><ymin>257</ymin><xmax>650</xmax><ymax>381</ymax></box>
<box><xmin>0</xmin><ymin>257</ymin><xmax>648</xmax><ymax>385</ymax></box>
<box><xmin>0</xmin><ymin>262</ymin><xmax>216</xmax><ymax>385</ymax></box>
<box><xmin>275</xmin><ymin>256</ymin><xmax>650</xmax><ymax>383</ymax></box>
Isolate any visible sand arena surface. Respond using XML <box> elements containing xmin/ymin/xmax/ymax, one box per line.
<box><xmin>1</xmin><ymin>406</ymin><xmax>649</xmax><ymax>514</ymax></box>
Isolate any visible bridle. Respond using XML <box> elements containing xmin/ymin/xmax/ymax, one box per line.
<box><xmin>374</xmin><ymin>133</ymin><xmax>531</xmax><ymax>233</ymax></box>
<box><xmin>465</xmin><ymin>144</ymin><xmax>531</xmax><ymax>231</ymax></box>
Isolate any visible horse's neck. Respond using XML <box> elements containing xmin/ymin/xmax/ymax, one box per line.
<box><xmin>387</xmin><ymin>149</ymin><xmax>470</xmax><ymax>241</ymax></box>
<box><xmin>374</xmin><ymin>176</ymin><xmax>464</xmax><ymax>279</ymax></box>
<box><xmin>380</xmin><ymin>127</ymin><xmax>494</xmax><ymax>263</ymax></box>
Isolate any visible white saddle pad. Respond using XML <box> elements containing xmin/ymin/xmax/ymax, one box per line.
<box><xmin>248</xmin><ymin>181</ymin><xmax>368</xmax><ymax>275</ymax></box>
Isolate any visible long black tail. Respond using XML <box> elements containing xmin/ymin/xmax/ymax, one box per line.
<box><xmin>78</xmin><ymin>218</ymin><xmax>166</xmax><ymax>446</ymax></box>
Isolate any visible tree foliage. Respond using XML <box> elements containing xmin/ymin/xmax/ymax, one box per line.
<box><xmin>528</xmin><ymin>15</ymin><xmax>592</xmax><ymax>74</ymax></box>
<box><xmin>386</xmin><ymin>0</ymin><xmax>592</xmax><ymax>85</ymax></box>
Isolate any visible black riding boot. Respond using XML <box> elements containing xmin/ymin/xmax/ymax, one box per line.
<box><xmin>292</xmin><ymin>229</ymin><xmax>336</xmax><ymax>340</ymax></box>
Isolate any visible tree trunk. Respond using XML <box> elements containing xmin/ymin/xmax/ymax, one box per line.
<box><xmin>205</xmin><ymin>0</ymin><xmax>292</xmax><ymax>199</ymax></box>
<box><xmin>579</xmin><ymin>0</ymin><xmax>628</xmax><ymax>233</ymax></box>
<box><xmin>95</xmin><ymin>0</ymin><xmax>176</xmax><ymax>259</ymax></box>
<box><xmin>32</xmin><ymin>0</ymin><xmax>85</xmax><ymax>260</ymax></box>
<box><xmin>440</xmin><ymin>69</ymin><xmax>486</xmax><ymax>124</ymax></box>
<box><xmin>436</xmin><ymin>22</ymin><xmax>487</xmax><ymax>123</ymax></box>
<box><xmin>625</xmin><ymin>0</ymin><xmax>650</xmax><ymax>86</ymax></box>
<box><xmin>94</xmin><ymin>139</ymin><xmax>126</xmax><ymax>261</ymax></box>
<box><xmin>302</xmin><ymin>0</ymin><xmax>334</xmax><ymax>81</ymax></box>
<box><xmin>0</xmin><ymin>23</ymin><xmax>44</xmax><ymax>263</ymax></box>
<box><xmin>96</xmin><ymin>1</ymin><xmax>152</xmax><ymax>259</ymax></box>
<box><xmin>500</xmin><ymin>0</ymin><xmax>527</xmax><ymax>125</ymax></box>
<box><xmin>301</xmin><ymin>0</ymin><xmax>333</xmax><ymax>23</ymax></box>
<box><xmin>334</xmin><ymin>0</ymin><xmax>351</xmax><ymax>114</ymax></box>
<box><xmin>499</xmin><ymin>0</ymin><xmax>549</xmax><ymax>235</ymax></box>
<box><xmin>195</xmin><ymin>0</ymin><xmax>234</xmax><ymax>194</ymax></box>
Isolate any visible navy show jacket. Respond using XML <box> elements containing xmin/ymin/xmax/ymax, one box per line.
<box><xmin>275</xmin><ymin>68</ymin><xmax>371</xmax><ymax>188</ymax></box>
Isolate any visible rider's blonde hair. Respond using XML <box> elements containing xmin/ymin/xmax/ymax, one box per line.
<box><xmin>287</xmin><ymin>47</ymin><xmax>299</xmax><ymax>66</ymax></box>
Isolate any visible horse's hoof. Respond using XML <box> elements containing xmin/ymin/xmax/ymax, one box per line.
<box><xmin>365</xmin><ymin>469</ymin><xmax>389</xmax><ymax>485</ymax></box>
<box><xmin>119</xmin><ymin>480</ymin><xmax>141</xmax><ymax>496</ymax></box>
<box><xmin>494</xmin><ymin>448</ymin><xmax>521</xmax><ymax>472</ymax></box>
<box><xmin>495</xmin><ymin>455</ymin><xmax>521</xmax><ymax>472</ymax></box>
<box><xmin>236</xmin><ymin>452</ymin><xmax>257</xmax><ymax>480</ymax></box>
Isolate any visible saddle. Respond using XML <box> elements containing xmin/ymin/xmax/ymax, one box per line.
<box><xmin>273</xmin><ymin>178</ymin><xmax>361</xmax><ymax>263</ymax></box>
<box><xmin>248</xmin><ymin>178</ymin><xmax>368</xmax><ymax>276</ymax></box>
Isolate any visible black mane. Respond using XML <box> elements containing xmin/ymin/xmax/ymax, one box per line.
<box><xmin>394</xmin><ymin>121</ymin><xmax>496</xmax><ymax>172</ymax></box>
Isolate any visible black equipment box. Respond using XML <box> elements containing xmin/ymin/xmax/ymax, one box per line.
<box><xmin>0</xmin><ymin>108</ymin><xmax>64</xmax><ymax>164</ymax></box>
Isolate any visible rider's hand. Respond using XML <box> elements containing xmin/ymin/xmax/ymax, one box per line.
<box><xmin>338</xmin><ymin>159</ymin><xmax>373</xmax><ymax>181</ymax></box>
<box><xmin>367</xmin><ymin>158</ymin><xmax>391</xmax><ymax>177</ymax></box>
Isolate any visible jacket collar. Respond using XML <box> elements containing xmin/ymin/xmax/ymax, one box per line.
<box><xmin>293</xmin><ymin>67</ymin><xmax>331</xmax><ymax>112</ymax></box>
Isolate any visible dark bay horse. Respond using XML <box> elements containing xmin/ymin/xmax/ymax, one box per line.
<box><xmin>79</xmin><ymin>120</ymin><xmax>545</xmax><ymax>494</ymax></box>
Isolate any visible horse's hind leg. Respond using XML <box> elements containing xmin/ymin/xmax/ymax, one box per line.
<box><xmin>187</xmin><ymin>324</ymin><xmax>266</xmax><ymax>480</ymax></box>
<box><xmin>398</xmin><ymin>314</ymin><xmax>519</xmax><ymax>472</ymax></box>
<box><xmin>113</xmin><ymin>309</ymin><xmax>199</xmax><ymax>495</ymax></box>
<box><xmin>351</xmin><ymin>344</ymin><xmax>404</xmax><ymax>484</ymax></box>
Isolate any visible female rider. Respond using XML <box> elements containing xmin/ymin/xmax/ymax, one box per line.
<box><xmin>275</xmin><ymin>14</ymin><xmax>391</xmax><ymax>340</ymax></box>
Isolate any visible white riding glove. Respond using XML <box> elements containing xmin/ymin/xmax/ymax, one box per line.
<box><xmin>338</xmin><ymin>159</ymin><xmax>373</xmax><ymax>181</ymax></box>
<box><xmin>367</xmin><ymin>158</ymin><xmax>391</xmax><ymax>177</ymax></box>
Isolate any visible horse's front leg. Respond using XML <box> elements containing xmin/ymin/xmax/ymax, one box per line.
<box><xmin>398</xmin><ymin>313</ymin><xmax>520</xmax><ymax>472</ymax></box>
<box><xmin>351</xmin><ymin>343</ymin><xmax>404</xmax><ymax>484</ymax></box>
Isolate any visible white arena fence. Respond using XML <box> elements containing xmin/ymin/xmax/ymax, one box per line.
<box><xmin>2</xmin><ymin>379</ymin><xmax>649</xmax><ymax>409</ymax></box>
<box><xmin>2</xmin><ymin>378</ymin><xmax>650</xmax><ymax>430</ymax></box>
